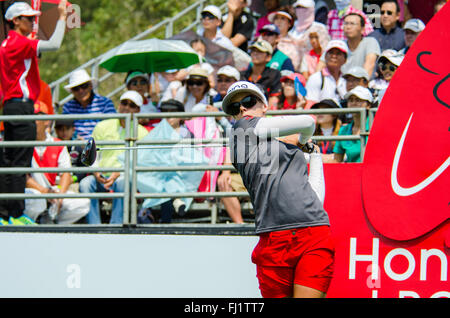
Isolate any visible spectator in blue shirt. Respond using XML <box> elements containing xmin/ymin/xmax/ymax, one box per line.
<box><xmin>62</xmin><ymin>69</ymin><xmax>116</xmax><ymax>140</ymax></box>
<box><xmin>368</xmin><ymin>0</ymin><xmax>405</xmax><ymax>51</ymax></box>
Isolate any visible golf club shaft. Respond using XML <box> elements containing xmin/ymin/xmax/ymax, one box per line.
<box><xmin>96</xmin><ymin>144</ymin><xmax>228</xmax><ymax>151</ymax></box>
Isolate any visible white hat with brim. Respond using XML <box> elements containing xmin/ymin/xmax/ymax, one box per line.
<box><xmin>64</xmin><ymin>69</ymin><xmax>97</xmax><ymax>92</ymax></box>
<box><xmin>120</xmin><ymin>90</ymin><xmax>143</xmax><ymax>108</ymax></box>
<box><xmin>217</xmin><ymin>65</ymin><xmax>241</xmax><ymax>81</ymax></box>
<box><xmin>343</xmin><ymin>66</ymin><xmax>370</xmax><ymax>81</ymax></box>
<box><xmin>222</xmin><ymin>81</ymin><xmax>268</xmax><ymax>115</ymax></box>
<box><xmin>202</xmin><ymin>5</ymin><xmax>222</xmax><ymax>20</ymax></box>
<box><xmin>5</xmin><ymin>2</ymin><xmax>41</xmax><ymax>21</ymax></box>
<box><xmin>345</xmin><ymin>86</ymin><xmax>373</xmax><ymax>103</ymax></box>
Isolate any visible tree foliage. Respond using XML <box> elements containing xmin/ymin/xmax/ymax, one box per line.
<box><xmin>39</xmin><ymin>0</ymin><xmax>223</xmax><ymax>84</ymax></box>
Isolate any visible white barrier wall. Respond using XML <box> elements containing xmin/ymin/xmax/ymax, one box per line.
<box><xmin>0</xmin><ymin>233</ymin><xmax>261</xmax><ymax>298</ymax></box>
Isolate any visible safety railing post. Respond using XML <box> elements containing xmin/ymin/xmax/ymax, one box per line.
<box><xmin>122</xmin><ymin>113</ymin><xmax>131</xmax><ymax>225</ymax></box>
<box><xmin>130</xmin><ymin>114</ymin><xmax>139</xmax><ymax>226</ymax></box>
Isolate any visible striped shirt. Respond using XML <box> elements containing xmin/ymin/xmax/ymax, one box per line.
<box><xmin>327</xmin><ymin>6</ymin><xmax>374</xmax><ymax>40</ymax></box>
<box><xmin>62</xmin><ymin>93</ymin><xmax>116</xmax><ymax>140</ymax></box>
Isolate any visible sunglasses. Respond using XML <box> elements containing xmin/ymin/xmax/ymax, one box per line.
<box><xmin>381</xmin><ymin>10</ymin><xmax>394</xmax><ymax>16</ymax></box>
<box><xmin>129</xmin><ymin>79</ymin><xmax>148</xmax><ymax>86</ymax></box>
<box><xmin>120</xmin><ymin>100</ymin><xmax>139</xmax><ymax>109</ymax></box>
<box><xmin>261</xmin><ymin>31</ymin><xmax>278</xmax><ymax>37</ymax></box>
<box><xmin>201</xmin><ymin>12</ymin><xmax>217</xmax><ymax>20</ymax></box>
<box><xmin>20</xmin><ymin>16</ymin><xmax>35</xmax><ymax>22</ymax></box>
<box><xmin>72</xmin><ymin>82</ymin><xmax>91</xmax><ymax>92</ymax></box>
<box><xmin>187</xmin><ymin>79</ymin><xmax>206</xmax><ymax>87</ymax></box>
<box><xmin>227</xmin><ymin>95</ymin><xmax>260</xmax><ymax>116</ymax></box>
<box><xmin>379</xmin><ymin>63</ymin><xmax>397</xmax><ymax>72</ymax></box>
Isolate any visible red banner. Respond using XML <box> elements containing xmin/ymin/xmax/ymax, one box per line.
<box><xmin>325</xmin><ymin>4</ymin><xmax>449</xmax><ymax>298</ymax></box>
<box><xmin>323</xmin><ymin>164</ymin><xmax>448</xmax><ymax>298</ymax></box>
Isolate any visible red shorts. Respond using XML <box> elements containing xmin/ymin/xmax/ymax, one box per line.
<box><xmin>251</xmin><ymin>225</ymin><xmax>335</xmax><ymax>298</ymax></box>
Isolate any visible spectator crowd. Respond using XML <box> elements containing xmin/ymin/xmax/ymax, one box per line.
<box><xmin>0</xmin><ymin>0</ymin><xmax>446</xmax><ymax>225</ymax></box>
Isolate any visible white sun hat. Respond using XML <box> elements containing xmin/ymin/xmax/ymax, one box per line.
<box><xmin>222</xmin><ymin>81</ymin><xmax>268</xmax><ymax>115</ymax></box>
<box><xmin>120</xmin><ymin>90</ymin><xmax>143</xmax><ymax>108</ymax></box>
<box><xmin>64</xmin><ymin>69</ymin><xmax>97</xmax><ymax>92</ymax></box>
<box><xmin>345</xmin><ymin>86</ymin><xmax>374</xmax><ymax>103</ymax></box>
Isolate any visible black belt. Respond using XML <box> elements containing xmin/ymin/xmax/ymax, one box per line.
<box><xmin>4</xmin><ymin>98</ymin><xmax>34</xmax><ymax>105</ymax></box>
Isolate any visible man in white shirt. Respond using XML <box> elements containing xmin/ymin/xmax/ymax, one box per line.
<box><xmin>305</xmin><ymin>40</ymin><xmax>348</xmax><ymax>105</ymax></box>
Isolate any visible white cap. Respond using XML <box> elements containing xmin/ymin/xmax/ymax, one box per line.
<box><xmin>325</xmin><ymin>40</ymin><xmax>349</xmax><ymax>55</ymax></box>
<box><xmin>64</xmin><ymin>69</ymin><xmax>97</xmax><ymax>92</ymax></box>
<box><xmin>403</xmin><ymin>18</ymin><xmax>426</xmax><ymax>33</ymax></box>
<box><xmin>217</xmin><ymin>65</ymin><xmax>240</xmax><ymax>81</ymax></box>
<box><xmin>268</xmin><ymin>10</ymin><xmax>294</xmax><ymax>23</ymax></box>
<box><xmin>378</xmin><ymin>49</ymin><xmax>404</xmax><ymax>67</ymax></box>
<box><xmin>222</xmin><ymin>81</ymin><xmax>268</xmax><ymax>115</ymax></box>
<box><xmin>5</xmin><ymin>2</ymin><xmax>41</xmax><ymax>21</ymax></box>
<box><xmin>343</xmin><ymin>66</ymin><xmax>370</xmax><ymax>81</ymax></box>
<box><xmin>345</xmin><ymin>86</ymin><xmax>373</xmax><ymax>103</ymax></box>
<box><xmin>120</xmin><ymin>90</ymin><xmax>143</xmax><ymax>108</ymax></box>
<box><xmin>293</xmin><ymin>0</ymin><xmax>315</xmax><ymax>8</ymax></box>
<box><xmin>202</xmin><ymin>5</ymin><xmax>222</xmax><ymax>20</ymax></box>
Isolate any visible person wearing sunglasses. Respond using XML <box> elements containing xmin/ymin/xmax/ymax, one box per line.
<box><xmin>0</xmin><ymin>1</ymin><xmax>68</xmax><ymax>223</ymax></box>
<box><xmin>125</xmin><ymin>70</ymin><xmax>161</xmax><ymax>131</ymax></box>
<box><xmin>173</xmin><ymin>67</ymin><xmax>213</xmax><ymax>113</ymax></box>
<box><xmin>79</xmin><ymin>91</ymin><xmax>149</xmax><ymax>225</ymax></box>
<box><xmin>222</xmin><ymin>81</ymin><xmax>333</xmax><ymax>298</ymax></box>
<box><xmin>368</xmin><ymin>0</ymin><xmax>405</xmax><ymax>52</ymax></box>
<box><xmin>371</xmin><ymin>49</ymin><xmax>404</xmax><ymax>105</ymax></box>
<box><xmin>196</xmin><ymin>5</ymin><xmax>234</xmax><ymax>51</ymax></box>
<box><xmin>62</xmin><ymin>69</ymin><xmax>116</xmax><ymax>140</ymax></box>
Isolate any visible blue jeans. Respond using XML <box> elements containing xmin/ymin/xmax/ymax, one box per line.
<box><xmin>79</xmin><ymin>175</ymin><xmax>124</xmax><ymax>224</ymax></box>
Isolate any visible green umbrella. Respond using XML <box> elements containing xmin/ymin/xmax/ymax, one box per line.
<box><xmin>99</xmin><ymin>38</ymin><xmax>202</xmax><ymax>73</ymax></box>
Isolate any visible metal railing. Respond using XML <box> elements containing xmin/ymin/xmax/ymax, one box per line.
<box><xmin>48</xmin><ymin>0</ymin><xmax>228</xmax><ymax>107</ymax></box>
<box><xmin>0</xmin><ymin>107</ymin><xmax>375</xmax><ymax>226</ymax></box>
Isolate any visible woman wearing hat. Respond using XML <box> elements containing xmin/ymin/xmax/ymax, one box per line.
<box><xmin>369</xmin><ymin>49</ymin><xmax>404</xmax><ymax>105</ymax></box>
<box><xmin>173</xmin><ymin>67</ymin><xmax>214</xmax><ymax>113</ymax></box>
<box><xmin>332</xmin><ymin>86</ymin><xmax>373</xmax><ymax>163</ymax></box>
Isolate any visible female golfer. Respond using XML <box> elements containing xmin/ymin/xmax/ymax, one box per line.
<box><xmin>222</xmin><ymin>81</ymin><xmax>334</xmax><ymax>298</ymax></box>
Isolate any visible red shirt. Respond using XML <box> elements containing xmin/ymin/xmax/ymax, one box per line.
<box><xmin>0</xmin><ymin>30</ymin><xmax>41</xmax><ymax>102</ymax></box>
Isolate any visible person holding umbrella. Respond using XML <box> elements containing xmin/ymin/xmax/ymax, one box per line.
<box><xmin>0</xmin><ymin>0</ymin><xmax>67</xmax><ymax>224</ymax></box>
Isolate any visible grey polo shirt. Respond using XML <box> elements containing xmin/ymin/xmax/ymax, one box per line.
<box><xmin>230</xmin><ymin>116</ymin><xmax>330</xmax><ymax>234</ymax></box>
